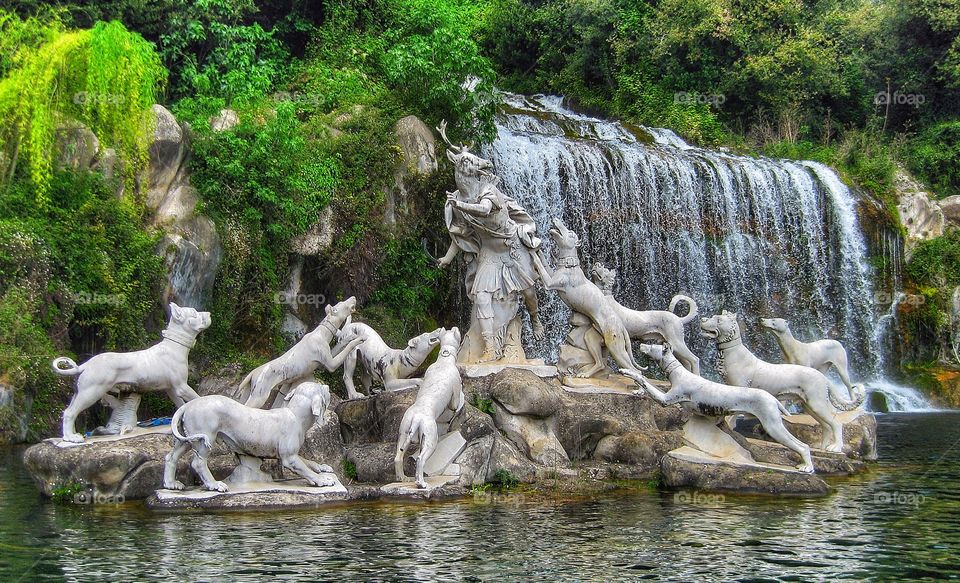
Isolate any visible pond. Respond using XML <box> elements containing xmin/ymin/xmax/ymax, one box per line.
<box><xmin>2</xmin><ymin>412</ymin><xmax>959</xmax><ymax>581</ymax></box>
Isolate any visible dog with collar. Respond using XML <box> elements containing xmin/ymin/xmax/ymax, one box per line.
<box><xmin>334</xmin><ymin>323</ymin><xmax>444</xmax><ymax>399</ymax></box>
<box><xmin>52</xmin><ymin>302</ymin><xmax>210</xmax><ymax>443</ymax></box>
<box><xmin>238</xmin><ymin>297</ymin><xmax>363</xmax><ymax>409</ymax></box>
<box><xmin>701</xmin><ymin>311</ymin><xmax>865</xmax><ymax>452</ymax></box>
<box><xmin>394</xmin><ymin>327</ymin><xmax>465</xmax><ymax>489</ymax></box>
<box><xmin>760</xmin><ymin>317</ymin><xmax>863</xmax><ymax>393</ymax></box>
<box><xmin>163</xmin><ymin>382</ymin><xmax>335</xmax><ymax>492</ymax></box>
<box><xmin>622</xmin><ymin>343</ymin><xmax>814</xmax><ymax>473</ymax></box>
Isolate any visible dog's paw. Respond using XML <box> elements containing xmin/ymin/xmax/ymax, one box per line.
<box><xmin>62</xmin><ymin>433</ymin><xmax>85</xmax><ymax>444</ymax></box>
<box><xmin>165</xmin><ymin>480</ymin><xmax>185</xmax><ymax>491</ymax></box>
<box><xmin>416</xmin><ymin>480</ymin><xmax>428</xmax><ymax>489</ymax></box>
<box><xmin>317</xmin><ymin>464</ymin><xmax>334</xmax><ymax>473</ymax></box>
<box><xmin>532</xmin><ymin>321</ymin><xmax>545</xmax><ymax>341</ymax></box>
<box><xmin>825</xmin><ymin>443</ymin><xmax>844</xmax><ymax>454</ymax></box>
<box><xmin>207</xmin><ymin>481</ymin><xmax>229</xmax><ymax>493</ymax></box>
<box><xmin>312</xmin><ymin>477</ymin><xmax>335</xmax><ymax>487</ymax></box>
<box><xmin>797</xmin><ymin>463</ymin><xmax>815</xmax><ymax>474</ymax></box>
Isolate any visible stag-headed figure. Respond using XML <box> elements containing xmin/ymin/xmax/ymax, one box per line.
<box><xmin>433</xmin><ymin>121</ymin><xmax>545</xmax><ymax>363</ymax></box>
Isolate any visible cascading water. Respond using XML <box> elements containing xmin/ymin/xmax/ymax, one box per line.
<box><xmin>483</xmin><ymin>93</ymin><xmax>933</xmax><ymax>411</ymax></box>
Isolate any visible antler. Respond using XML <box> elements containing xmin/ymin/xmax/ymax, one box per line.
<box><xmin>436</xmin><ymin>120</ymin><xmax>461</xmax><ymax>154</ymax></box>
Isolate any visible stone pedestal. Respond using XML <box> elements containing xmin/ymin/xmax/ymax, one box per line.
<box><xmin>380</xmin><ymin>475</ymin><xmax>461</xmax><ymax>498</ymax></box>
<box><xmin>462</xmin><ymin>362</ymin><xmax>557</xmax><ymax>379</ymax></box>
<box><xmin>148</xmin><ymin>476</ymin><xmax>348</xmax><ymax>511</ymax></box>
<box><xmin>661</xmin><ymin>446</ymin><xmax>829</xmax><ymax>496</ymax></box>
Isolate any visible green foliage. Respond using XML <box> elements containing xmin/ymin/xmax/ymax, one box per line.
<box><xmin>907</xmin><ymin>231</ymin><xmax>960</xmax><ymax>290</ymax></box>
<box><xmin>183</xmin><ymin>100</ymin><xmax>339</xmax><ymax>349</ymax></box>
<box><xmin>371</xmin><ymin>236</ymin><xmax>443</xmax><ymax>323</ymax></box>
<box><xmin>491</xmin><ymin>469</ymin><xmax>519</xmax><ymax>488</ymax></box>
<box><xmin>0</xmin><ymin>171</ymin><xmax>165</xmax><ymax>350</ymax></box>
<box><xmin>343</xmin><ymin>458</ymin><xmax>358</xmax><ymax>480</ymax></box>
<box><xmin>160</xmin><ymin>0</ymin><xmax>288</xmax><ymax>103</ymax></box>
<box><xmin>908</xmin><ymin>121</ymin><xmax>960</xmax><ymax>198</ymax></box>
<box><xmin>472</xmin><ymin>394</ymin><xmax>494</xmax><ymax>416</ymax></box>
<box><xmin>50</xmin><ymin>481</ymin><xmax>84</xmax><ymax>504</ymax></box>
<box><xmin>0</xmin><ymin>12</ymin><xmax>165</xmax><ymax>202</ymax></box>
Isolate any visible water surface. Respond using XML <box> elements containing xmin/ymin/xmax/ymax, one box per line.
<box><xmin>2</xmin><ymin>413</ymin><xmax>959</xmax><ymax>581</ymax></box>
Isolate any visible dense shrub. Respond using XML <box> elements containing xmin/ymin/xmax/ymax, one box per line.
<box><xmin>908</xmin><ymin>121</ymin><xmax>960</xmax><ymax>199</ymax></box>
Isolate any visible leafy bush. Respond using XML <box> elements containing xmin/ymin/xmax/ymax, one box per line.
<box><xmin>907</xmin><ymin>231</ymin><xmax>960</xmax><ymax>289</ymax></box>
<box><xmin>908</xmin><ymin>121</ymin><xmax>960</xmax><ymax>199</ymax></box>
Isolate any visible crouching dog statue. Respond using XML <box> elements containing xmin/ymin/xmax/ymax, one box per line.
<box><xmin>163</xmin><ymin>382</ymin><xmax>335</xmax><ymax>492</ymax></box>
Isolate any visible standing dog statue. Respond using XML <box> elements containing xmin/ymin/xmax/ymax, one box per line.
<box><xmin>532</xmin><ymin>218</ymin><xmax>642</xmax><ymax>377</ymax></box>
<box><xmin>52</xmin><ymin>303</ymin><xmax>211</xmax><ymax>443</ymax></box>
<box><xmin>334</xmin><ymin>323</ymin><xmax>444</xmax><ymax>399</ymax></box>
<box><xmin>238</xmin><ymin>297</ymin><xmax>364</xmax><ymax>409</ymax></box>
<box><xmin>621</xmin><ymin>343</ymin><xmax>814</xmax><ymax>473</ymax></box>
<box><xmin>701</xmin><ymin>311</ymin><xmax>865</xmax><ymax>452</ymax></box>
<box><xmin>592</xmin><ymin>263</ymin><xmax>701</xmax><ymax>375</ymax></box>
<box><xmin>163</xmin><ymin>382</ymin><xmax>335</xmax><ymax>492</ymax></box>
<box><xmin>395</xmin><ymin>327</ymin><xmax>465</xmax><ymax>489</ymax></box>
<box><xmin>760</xmin><ymin>317</ymin><xmax>862</xmax><ymax>392</ymax></box>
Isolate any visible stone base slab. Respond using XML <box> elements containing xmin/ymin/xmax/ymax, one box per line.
<box><xmin>661</xmin><ymin>446</ymin><xmax>829</xmax><ymax>496</ymax></box>
<box><xmin>147</xmin><ymin>476</ymin><xmax>348</xmax><ymax>511</ymax></box>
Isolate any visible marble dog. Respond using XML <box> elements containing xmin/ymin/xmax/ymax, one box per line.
<box><xmin>532</xmin><ymin>218</ymin><xmax>642</xmax><ymax>376</ymax></box>
<box><xmin>760</xmin><ymin>317</ymin><xmax>862</xmax><ymax>392</ymax></box>
<box><xmin>622</xmin><ymin>343</ymin><xmax>814</xmax><ymax>473</ymax></box>
<box><xmin>592</xmin><ymin>263</ymin><xmax>701</xmax><ymax>375</ymax></box>
<box><xmin>238</xmin><ymin>297</ymin><xmax>363</xmax><ymax>409</ymax></box>
<box><xmin>52</xmin><ymin>303</ymin><xmax>210</xmax><ymax>443</ymax></box>
<box><xmin>395</xmin><ymin>327</ymin><xmax>465</xmax><ymax>489</ymax></box>
<box><xmin>701</xmin><ymin>311</ymin><xmax>865</xmax><ymax>452</ymax></box>
<box><xmin>334</xmin><ymin>323</ymin><xmax>444</xmax><ymax>399</ymax></box>
<box><xmin>163</xmin><ymin>382</ymin><xmax>335</xmax><ymax>492</ymax></box>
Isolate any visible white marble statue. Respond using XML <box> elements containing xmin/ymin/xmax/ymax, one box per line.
<box><xmin>532</xmin><ymin>219</ymin><xmax>642</xmax><ymax>376</ymax></box>
<box><xmin>52</xmin><ymin>303</ymin><xmax>211</xmax><ymax>443</ymax></box>
<box><xmin>433</xmin><ymin>121</ymin><xmax>545</xmax><ymax>364</ymax></box>
<box><xmin>760</xmin><ymin>317</ymin><xmax>862</xmax><ymax>392</ymax></box>
<box><xmin>593</xmin><ymin>263</ymin><xmax>701</xmax><ymax>375</ymax></box>
<box><xmin>395</xmin><ymin>327</ymin><xmax>465</xmax><ymax>489</ymax></box>
<box><xmin>238</xmin><ymin>297</ymin><xmax>363</xmax><ymax>409</ymax></box>
<box><xmin>700</xmin><ymin>311</ymin><xmax>865</xmax><ymax>452</ymax></box>
<box><xmin>163</xmin><ymin>382</ymin><xmax>335</xmax><ymax>492</ymax></box>
<box><xmin>622</xmin><ymin>343</ymin><xmax>814</xmax><ymax>473</ymax></box>
<box><xmin>334</xmin><ymin>323</ymin><xmax>443</xmax><ymax>399</ymax></box>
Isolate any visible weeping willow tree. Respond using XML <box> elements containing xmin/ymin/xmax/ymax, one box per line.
<box><xmin>0</xmin><ymin>13</ymin><xmax>166</xmax><ymax>204</ymax></box>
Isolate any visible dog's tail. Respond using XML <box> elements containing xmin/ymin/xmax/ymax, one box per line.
<box><xmin>51</xmin><ymin>357</ymin><xmax>82</xmax><ymax>376</ymax></box>
<box><xmin>235</xmin><ymin>369</ymin><xmax>255</xmax><ymax>403</ymax></box>
<box><xmin>669</xmin><ymin>295</ymin><xmax>699</xmax><ymax>325</ymax></box>
<box><xmin>828</xmin><ymin>382</ymin><xmax>866</xmax><ymax>412</ymax></box>
<box><xmin>170</xmin><ymin>403</ymin><xmax>212</xmax><ymax>449</ymax></box>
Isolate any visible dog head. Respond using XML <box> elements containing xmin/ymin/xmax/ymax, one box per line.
<box><xmin>323</xmin><ymin>297</ymin><xmax>357</xmax><ymax>329</ymax></box>
<box><xmin>759</xmin><ymin>317</ymin><xmax>789</xmax><ymax>333</ymax></box>
<box><xmin>285</xmin><ymin>382</ymin><xmax>331</xmax><ymax>418</ymax></box>
<box><xmin>700</xmin><ymin>311</ymin><xmax>740</xmax><ymax>343</ymax></box>
<box><xmin>638</xmin><ymin>342</ymin><xmax>678</xmax><ymax>368</ymax></box>
<box><xmin>438</xmin><ymin>327</ymin><xmax>462</xmax><ymax>358</ymax></box>
<box><xmin>168</xmin><ymin>303</ymin><xmax>211</xmax><ymax>335</ymax></box>
<box><xmin>591</xmin><ymin>262</ymin><xmax>617</xmax><ymax>292</ymax></box>
<box><xmin>408</xmin><ymin>327</ymin><xmax>444</xmax><ymax>352</ymax></box>
<box><xmin>548</xmin><ymin>218</ymin><xmax>580</xmax><ymax>252</ymax></box>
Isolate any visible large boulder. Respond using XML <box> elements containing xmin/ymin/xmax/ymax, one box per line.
<box><xmin>22</xmin><ymin>430</ymin><xmax>235</xmax><ymax>500</ymax></box>
<box><xmin>941</xmin><ymin>195</ymin><xmax>960</xmax><ymax>227</ymax></box>
<box><xmin>146</xmin><ymin>105</ymin><xmax>189</xmax><ymax>210</ymax></box>
<box><xmin>55</xmin><ymin>124</ymin><xmax>100</xmax><ymax>171</ymax></box>
<box><xmin>383</xmin><ymin>115</ymin><xmax>438</xmax><ymax>227</ymax></box>
<box><xmin>485</xmin><ymin>369</ymin><xmax>569</xmax><ymax>465</ymax></box>
<box><xmin>661</xmin><ymin>446</ymin><xmax>830</xmax><ymax>496</ymax></box>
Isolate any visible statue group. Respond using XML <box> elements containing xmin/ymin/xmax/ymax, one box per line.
<box><xmin>48</xmin><ymin>124</ymin><xmax>869</xmax><ymax>499</ymax></box>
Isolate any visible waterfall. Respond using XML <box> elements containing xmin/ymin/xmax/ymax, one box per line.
<box><xmin>483</xmin><ymin>93</ymin><xmax>935</xmax><ymax>411</ymax></box>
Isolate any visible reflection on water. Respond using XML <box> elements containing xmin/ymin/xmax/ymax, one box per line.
<box><xmin>2</xmin><ymin>413</ymin><xmax>959</xmax><ymax>581</ymax></box>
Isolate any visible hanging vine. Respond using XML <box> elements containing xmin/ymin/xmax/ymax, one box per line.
<box><xmin>0</xmin><ymin>13</ymin><xmax>166</xmax><ymax>204</ymax></box>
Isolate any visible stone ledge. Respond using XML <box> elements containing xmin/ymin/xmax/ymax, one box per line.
<box><xmin>661</xmin><ymin>446</ymin><xmax>830</xmax><ymax>496</ymax></box>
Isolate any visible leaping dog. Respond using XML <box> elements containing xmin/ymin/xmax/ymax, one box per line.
<box><xmin>760</xmin><ymin>317</ymin><xmax>862</xmax><ymax>393</ymax></box>
<box><xmin>532</xmin><ymin>218</ymin><xmax>642</xmax><ymax>377</ymax></box>
<box><xmin>237</xmin><ymin>297</ymin><xmax>363</xmax><ymax>409</ymax></box>
<box><xmin>621</xmin><ymin>343</ymin><xmax>814</xmax><ymax>473</ymax></box>
<box><xmin>395</xmin><ymin>327</ymin><xmax>465</xmax><ymax>489</ymax></box>
<box><xmin>701</xmin><ymin>311</ymin><xmax>865</xmax><ymax>452</ymax></box>
<box><xmin>334</xmin><ymin>323</ymin><xmax>443</xmax><ymax>399</ymax></box>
